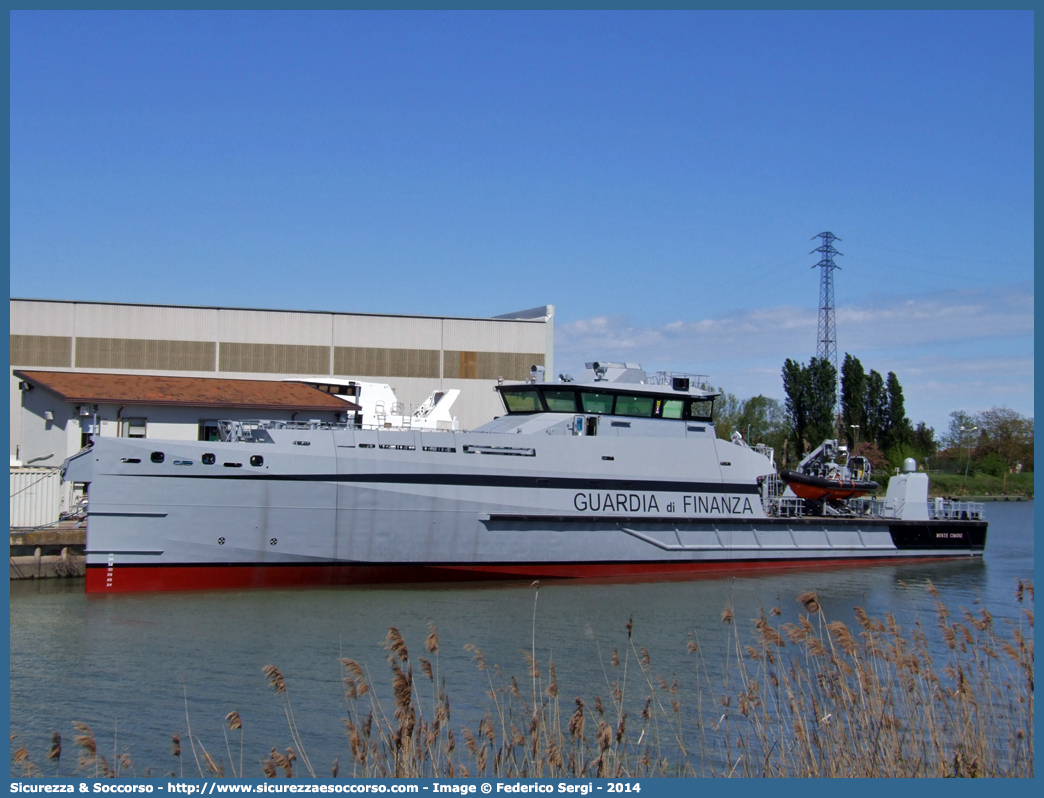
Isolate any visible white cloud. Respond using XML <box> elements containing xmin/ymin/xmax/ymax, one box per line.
<box><xmin>554</xmin><ymin>285</ymin><xmax>1033</xmax><ymax>432</ymax></box>
<box><xmin>557</xmin><ymin>285</ymin><xmax>1031</xmax><ymax>366</ymax></box>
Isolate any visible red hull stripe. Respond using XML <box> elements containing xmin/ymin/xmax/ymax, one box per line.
<box><xmin>85</xmin><ymin>556</ymin><xmax>977</xmax><ymax>593</ymax></box>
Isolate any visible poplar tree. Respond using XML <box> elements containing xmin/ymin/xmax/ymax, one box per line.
<box><xmin>782</xmin><ymin>357</ymin><xmax>837</xmax><ymax>460</ymax></box>
<box><xmin>881</xmin><ymin>371</ymin><xmax>912</xmax><ymax>452</ymax></box>
<box><xmin>840</xmin><ymin>353</ymin><xmax>866</xmax><ymax>447</ymax></box>
<box><xmin>782</xmin><ymin>359</ymin><xmax>807</xmax><ymax>458</ymax></box>
<box><xmin>863</xmin><ymin>370</ymin><xmax>888</xmax><ymax>446</ymax></box>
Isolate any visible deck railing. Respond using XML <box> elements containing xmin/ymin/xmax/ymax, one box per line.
<box><xmin>928</xmin><ymin>498</ymin><xmax>985</xmax><ymax>520</ymax></box>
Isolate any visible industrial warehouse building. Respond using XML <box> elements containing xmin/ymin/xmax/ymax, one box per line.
<box><xmin>10</xmin><ymin>298</ymin><xmax>555</xmax><ymax>467</ymax></box>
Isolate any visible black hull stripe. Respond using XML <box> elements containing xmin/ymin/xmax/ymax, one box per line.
<box><xmin>483</xmin><ymin>513</ymin><xmax>896</xmax><ymax>526</ymax></box>
<box><xmin>88</xmin><ymin>511</ymin><xmax>168</xmax><ymax>518</ymax></box>
<box><xmin>86</xmin><ymin>552</ymin><xmax>985</xmax><ymax>571</ymax></box>
<box><xmin>135</xmin><ymin>471</ymin><xmax>762</xmax><ymax>494</ymax></box>
<box><xmin>487</xmin><ymin>514</ymin><xmax>988</xmax><ymax>531</ymax></box>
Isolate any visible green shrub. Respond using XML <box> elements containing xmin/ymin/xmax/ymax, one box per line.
<box><xmin>978</xmin><ymin>452</ymin><xmax>1008</xmax><ymax>478</ymax></box>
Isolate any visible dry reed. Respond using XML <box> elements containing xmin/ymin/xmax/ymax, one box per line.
<box><xmin>313</xmin><ymin>582</ymin><xmax>1033</xmax><ymax>778</ymax></box>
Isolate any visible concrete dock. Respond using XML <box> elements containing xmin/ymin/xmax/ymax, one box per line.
<box><xmin>10</xmin><ymin>521</ymin><xmax>86</xmax><ymax>579</ymax></box>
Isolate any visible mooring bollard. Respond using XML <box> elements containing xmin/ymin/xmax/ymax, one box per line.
<box><xmin>34</xmin><ymin>547</ymin><xmax>41</xmax><ymax>579</ymax></box>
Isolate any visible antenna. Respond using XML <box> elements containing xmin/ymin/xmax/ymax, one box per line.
<box><xmin>811</xmin><ymin>232</ymin><xmax>842</xmax><ymax>412</ymax></box>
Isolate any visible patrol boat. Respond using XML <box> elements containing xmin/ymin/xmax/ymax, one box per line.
<box><xmin>62</xmin><ymin>361</ymin><xmax>987</xmax><ymax>592</ymax></box>
<box><xmin>780</xmin><ymin>439</ymin><xmax>879</xmax><ymax>503</ymax></box>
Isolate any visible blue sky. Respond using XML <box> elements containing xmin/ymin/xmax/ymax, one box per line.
<box><xmin>9</xmin><ymin>10</ymin><xmax>1033</xmax><ymax>434</ymax></box>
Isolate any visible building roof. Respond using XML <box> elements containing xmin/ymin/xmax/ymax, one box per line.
<box><xmin>11</xmin><ymin>297</ymin><xmax>553</xmax><ymax>324</ymax></box>
<box><xmin>14</xmin><ymin>370</ymin><xmax>360</xmax><ymax>412</ymax></box>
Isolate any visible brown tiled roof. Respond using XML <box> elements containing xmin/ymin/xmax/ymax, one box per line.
<box><xmin>14</xmin><ymin>371</ymin><xmax>360</xmax><ymax>412</ymax></box>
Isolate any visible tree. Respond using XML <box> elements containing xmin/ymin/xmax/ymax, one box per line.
<box><xmin>852</xmin><ymin>441</ymin><xmax>888</xmax><ymax>473</ymax></box>
<box><xmin>782</xmin><ymin>359</ymin><xmax>808</xmax><ymax>459</ymax></box>
<box><xmin>975</xmin><ymin>407</ymin><xmax>1034</xmax><ymax>490</ymax></box>
<box><xmin>941</xmin><ymin>407</ymin><xmax>1033</xmax><ymax>487</ymax></box>
<box><xmin>840</xmin><ymin>353</ymin><xmax>866</xmax><ymax>448</ymax></box>
<box><xmin>911</xmin><ymin>422</ymin><xmax>937</xmax><ymax>458</ymax></box>
<box><xmin>782</xmin><ymin>357</ymin><xmax>837</xmax><ymax>460</ymax></box>
<box><xmin>863</xmin><ymin>370</ymin><xmax>888</xmax><ymax>447</ymax></box>
<box><xmin>807</xmin><ymin>358</ymin><xmax>838</xmax><ymax>444</ymax></box>
<box><xmin>735</xmin><ymin>395</ymin><xmax>790</xmax><ymax>452</ymax></box>
<box><xmin>944</xmin><ymin>410</ymin><xmax>977</xmax><ymax>452</ymax></box>
<box><xmin>717</xmin><ymin>392</ymin><xmax>790</xmax><ymax>457</ymax></box>
<box><xmin>736</xmin><ymin>395</ymin><xmax>785</xmax><ymax>439</ymax></box>
<box><xmin>880</xmin><ymin>371</ymin><xmax>912</xmax><ymax>454</ymax></box>
<box><xmin>712</xmin><ymin>389</ymin><xmax>743</xmax><ymax>440</ymax></box>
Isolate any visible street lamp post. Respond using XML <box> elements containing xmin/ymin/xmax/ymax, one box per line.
<box><xmin>960</xmin><ymin>426</ymin><xmax>979</xmax><ymax>492</ymax></box>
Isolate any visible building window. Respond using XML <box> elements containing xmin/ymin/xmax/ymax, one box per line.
<box><xmin>199</xmin><ymin>421</ymin><xmax>221</xmax><ymax>442</ymax></box>
<box><xmin>121</xmin><ymin>418</ymin><xmax>147</xmax><ymax>438</ymax></box>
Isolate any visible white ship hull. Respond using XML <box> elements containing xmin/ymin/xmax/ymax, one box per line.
<box><xmin>65</xmin><ymin>424</ymin><xmax>987</xmax><ymax>593</ymax></box>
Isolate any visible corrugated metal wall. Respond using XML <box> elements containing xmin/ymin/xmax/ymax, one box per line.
<box><xmin>218</xmin><ymin>307</ymin><xmax>333</xmax><ymax>345</ymax></box>
<box><xmin>76</xmin><ymin>338</ymin><xmax>217</xmax><ymax>371</ymax></box>
<box><xmin>10</xmin><ymin>467</ymin><xmax>64</xmax><ymax>528</ymax></box>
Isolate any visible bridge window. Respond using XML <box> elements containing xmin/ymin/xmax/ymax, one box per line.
<box><xmin>501</xmin><ymin>389</ymin><xmax>544</xmax><ymax>413</ymax></box>
<box><xmin>614</xmin><ymin>395</ymin><xmax>655</xmax><ymax>417</ymax></box>
<box><xmin>689</xmin><ymin>399</ymin><xmax>714</xmax><ymax>421</ymax></box>
<box><xmin>543</xmin><ymin>390</ymin><xmax>578</xmax><ymax>412</ymax></box>
<box><xmin>580</xmin><ymin>392</ymin><xmax>614</xmax><ymax>415</ymax></box>
<box><xmin>662</xmin><ymin>399</ymin><xmax>684</xmax><ymax>419</ymax></box>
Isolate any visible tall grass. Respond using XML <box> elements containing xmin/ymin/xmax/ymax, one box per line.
<box><xmin>701</xmin><ymin>582</ymin><xmax>1034</xmax><ymax>777</ymax></box>
<box><xmin>11</xmin><ymin>582</ymin><xmax>1033</xmax><ymax>778</ymax></box>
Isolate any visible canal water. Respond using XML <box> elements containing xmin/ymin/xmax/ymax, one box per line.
<box><xmin>9</xmin><ymin>501</ymin><xmax>1034</xmax><ymax>776</ymax></box>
